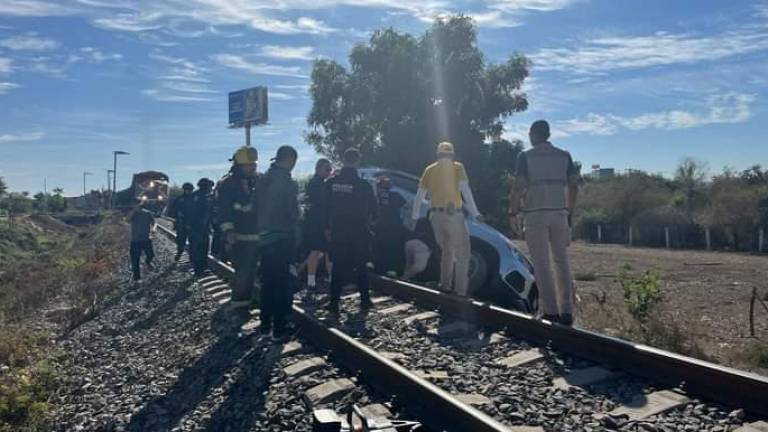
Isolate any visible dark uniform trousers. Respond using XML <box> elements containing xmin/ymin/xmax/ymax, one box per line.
<box><xmin>175</xmin><ymin>223</ymin><xmax>189</xmax><ymax>255</ymax></box>
<box><xmin>260</xmin><ymin>238</ymin><xmax>295</xmax><ymax>330</ymax></box>
<box><xmin>329</xmin><ymin>233</ymin><xmax>371</xmax><ymax>303</ymax></box>
<box><xmin>130</xmin><ymin>240</ymin><xmax>155</xmax><ymax>279</ymax></box>
<box><xmin>189</xmin><ymin>231</ymin><xmax>210</xmax><ymax>276</ymax></box>
<box><xmin>374</xmin><ymin>223</ymin><xmax>404</xmax><ymax>274</ymax></box>
<box><xmin>232</xmin><ymin>240</ymin><xmax>260</xmax><ymax>303</ymax></box>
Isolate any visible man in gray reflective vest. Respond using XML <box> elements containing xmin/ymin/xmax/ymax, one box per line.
<box><xmin>216</xmin><ymin>146</ymin><xmax>261</xmax><ymax>308</ymax></box>
<box><xmin>509</xmin><ymin>120</ymin><xmax>580</xmax><ymax>326</ymax></box>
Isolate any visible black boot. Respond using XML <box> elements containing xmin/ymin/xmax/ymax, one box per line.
<box><xmin>325</xmin><ymin>300</ymin><xmax>339</xmax><ymax>315</ymax></box>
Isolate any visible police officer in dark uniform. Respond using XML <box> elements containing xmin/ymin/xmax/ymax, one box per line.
<box><xmin>169</xmin><ymin>182</ymin><xmax>194</xmax><ymax>261</ymax></box>
<box><xmin>373</xmin><ymin>176</ymin><xmax>407</xmax><ymax>275</ymax></box>
<box><xmin>325</xmin><ymin>148</ymin><xmax>378</xmax><ymax>314</ymax></box>
<box><xmin>188</xmin><ymin>178</ymin><xmax>215</xmax><ymax>278</ymax></box>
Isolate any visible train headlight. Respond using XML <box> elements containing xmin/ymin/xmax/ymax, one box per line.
<box><xmin>158</xmin><ymin>195</ymin><xmax>164</xmax><ymax>201</ymax></box>
<box><xmin>149</xmin><ymin>181</ymin><xmax>155</xmax><ymax>187</ymax></box>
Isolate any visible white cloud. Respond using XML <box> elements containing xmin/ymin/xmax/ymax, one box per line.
<box><xmin>466</xmin><ymin>10</ymin><xmax>521</xmax><ymax>28</ymax></box>
<box><xmin>559</xmin><ymin>92</ymin><xmax>755</xmax><ymax>137</ymax></box>
<box><xmin>0</xmin><ymin>0</ymin><xmax>573</xmax><ymax>37</ymax></box>
<box><xmin>505</xmin><ymin>92</ymin><xmax>756</xmax><ymax>140</ymax></box>
<box><xmin>0</xmin><ymin>34</ymin><xmax>60</xmax><ymax>51</ymax></box>
<box><xmin>269</xmin><ymin>91</ymin><xmax>296</xmax><ymax>100</ymax></box>
<box><xmin>84</xmin><ymin>2</ymin><xmax>338</xmax><ymax>35</ymax></box>
<box><xmin>141</xmin><ymin>88</ymin><xmax>213</xmax><ymax>102</ymax></box>
<box><xmin>0</xmin><ymin>131</ymin><xmax>45</xmax><ymax>143</ymax></box>
<box><xmin>150</xmin><ymin>51</ymin><xmax>209</xmax><ymax>82</ymax></box>
<box><xmin>0</xmin><ymin>0</ymin><xmax>74</xmax><ymax>17</ymax></box>
<box><xmin>560</xmin><ymin>113</ymin><xmax>617</xmax><ymax>136</ymax></box>
<box><xmin>0</xmin><ymin>82</ymin><xmax>20</xmax><ymax>94</ymax></box>
<box><xmin>92</xmin><ymin>14</ymin><xmax>164</xmax><ymax>32</ymax></box>
<box><xmin>160</xmin><ymin>81</ymin><xmax>215</xmax><ymax>94</ymax></box>
<box><xmin>69</xmin><ymin>46</ymin><xmax>123</xmax><ymax>63</ymax></box>
<box><xmin>489</xmin><ymin>0</ymin><xmax>577</xmax><ymax>12</ymax></box>
<box><xmin>27</xmin><ymin>56</ymin><xmax>66</xmax><ymax>77</ymax></box>
<box><xmin>212</xmin><ymin>53</ymin><xmax>308</xmax><ymax>78</ymax></box>
<box><xmin>0</xmin><ymin>57</ymin><xmax>12</xmax><ymax>73</ymax></box>
<box><xmin>259</xmin><ymin>45</ymin><xmax>316</xmax><ymax>61</ymax></box>
<box><xmin>531</xmin><ymin>29</ymin><xmax>768</xmax><ymax>74</ymax></box>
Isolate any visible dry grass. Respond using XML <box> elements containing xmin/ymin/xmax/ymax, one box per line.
<box><xmin>0</xmin><ymin>213</ymin><xmax>127</xmax><ymax>431</ymax></box>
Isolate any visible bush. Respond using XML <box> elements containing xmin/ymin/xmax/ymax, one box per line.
<box><xmin>0</xmin><ymin>335</ymin><xmax>57</xmax><ymax>432</ymax></box>
<box><xmin>0</xmin><ymin>365</ymin><xmax>58</xmax><ymax>432</ymax></box>
<box><xmin>617</xmin><ymin>265</ymin><xmax>662</xmax><ymax>325</ymax></box>
<box><xmin>740</xmin><ymin>341</ymin><xmax>768</xmax><ymax>369</ymax></box>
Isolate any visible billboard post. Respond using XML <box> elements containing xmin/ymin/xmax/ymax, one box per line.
<box><xmin>228</xmin><ymin>86</ymin><xmax>268</xmax><ymax>148</ymax></box>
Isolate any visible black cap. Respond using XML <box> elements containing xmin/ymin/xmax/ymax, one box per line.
<box><xmin>271</xmin><ymin>145</ymin><xmax>298</xmax><ymax>162</ymax></box>
<box><xmin>182</xmin><ymin>182</ymin><xmax>194</xmax><ymax>190</ymax></box>
<box><xmin>197</xmin><ymin>178</ymin><xmax>214</xmax><ymax>188</ymax></box>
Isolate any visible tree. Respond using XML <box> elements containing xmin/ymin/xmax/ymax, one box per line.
<box><xmin>47</xmin><ymin>188</ymin><xmax>67</xmax><ymax>213</ymax></box>
<box><xmin>307</xmin><ymin>15</ymin><xmax>529</xmax><ymax>178</ymax></box>
<box><xmin>0</xmin><ymin>176</ymin><xmax>7</xmax><ymax>197</ymax></box>
<box><xmin>741</xmin><ymin>164</ymin><xmax>768</xmax><ymax>186</ymax></box>
<box><xmin>0</xmin><ymin>192</ymin><xmax>33</xmax><ymax>224</ymax></box>
<box><xmin>575</xmin><ymin>170</ymin><xmax>674</xmax><ymax>242</ymax></box>
<box><xmin>474</xmin><ymin>138</ymin><xmax>523</xmax><ymax>231</ymax></box>
<box><xmin>673</xmin><ymin>158</ymin><xmax>708</xmax><ymax>222</ymax></box>
<box><xmin>702</xmin><ymin>170</ymin><xmax>761</xmax><ymax>250</ymax></box>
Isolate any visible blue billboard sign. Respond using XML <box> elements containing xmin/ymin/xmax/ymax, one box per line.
<box><xmin>228</xmin><ymin>86</ymin><xmax>268</xmax><ymax>127</ymax></box>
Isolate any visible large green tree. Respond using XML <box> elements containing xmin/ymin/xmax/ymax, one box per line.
<box><xmin>307</xmin><ymin>15</ymin><xmax>529</xmax><ymax>177</ymax></box>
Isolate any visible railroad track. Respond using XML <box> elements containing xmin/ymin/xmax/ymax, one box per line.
<box><xmin>156</xmin><ymin>220</ymin><xmax>768</xmax><ymax>432</ymax></box>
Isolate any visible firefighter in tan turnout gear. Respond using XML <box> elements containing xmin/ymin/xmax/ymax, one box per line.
<box><xmin>216</xmin><ymin>146</ymin><xmax>261</xmax><ymax>308</ymax></box>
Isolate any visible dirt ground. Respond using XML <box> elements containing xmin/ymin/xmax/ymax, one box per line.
<box><xmin>512</xmin><ymin>240</ymin><xmax>768</xmax><ymax>376</ymax></box>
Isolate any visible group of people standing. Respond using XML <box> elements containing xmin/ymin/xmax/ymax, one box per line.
<box><xmin>132</xmin><ymin>119</ymin><xmax>580</xmax><ymax>340</ymax></box>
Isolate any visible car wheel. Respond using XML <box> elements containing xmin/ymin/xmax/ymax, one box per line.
<box><xmin>527</xmin><ymin>284</ymin><xmax>539</xmax><ymax>314</ymax></box>
<box><xmin>468</xmin><ymin>249</ymin><xmax>489</xmax><ymax>294</ymax></box>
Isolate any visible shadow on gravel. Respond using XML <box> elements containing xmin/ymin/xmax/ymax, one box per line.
<box><xmin>129</xmin><ymin>282</ymin><xmax>193</xmax><ymax>332</ymax></box>
<box><xmin>126</xmin><ymin>307</ymin><xmax>257</xmax><ymax>432</ymax></box>
<box><xmin>203</xmin><ymin>343</ymin><xmax>283</xmax><ymax>431</ymax></box>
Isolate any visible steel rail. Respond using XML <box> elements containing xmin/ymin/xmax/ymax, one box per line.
<box><xmin>371</xmin><ymin>275</ymin><xmax>768</xmax><ymax>417</ymax></box>
<box><xmin>156</xmin><ymin>222</ymin><xmax>517</xmax><ymax>432</ymax></box>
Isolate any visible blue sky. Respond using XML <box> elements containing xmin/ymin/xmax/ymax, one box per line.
<box><xmin>0</xmin><ymin>0</ymin><xmax>766</xmax><ymax>195</ymax></box>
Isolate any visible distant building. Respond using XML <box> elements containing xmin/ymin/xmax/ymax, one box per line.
<box><xmin>590</xmin><ymin>165</ymin><xmax>615</xmax><ymax>179</ymax></box>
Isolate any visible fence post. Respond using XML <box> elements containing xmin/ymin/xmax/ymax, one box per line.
<box><xmin>665</xmin><ymin>227</ymin><xmax>671</xmax><ymax>249</ymax></box>
<box><xmin>705</xmin><ymin>228</ymin><xmax>711</xmax><ymax>251</ymax></box>
<box><xmin>597</xmin><ymin>225</ymin><xmax>602</xmax><ymax>243</ymax></box>
<box><xmin>628</xmin><ymin>226</ymin><xmax>633</xmax><ymax>246</ymax></box>
<box><xmin>759</xmin><ymin>227</ymin><xmax>765</xmax><ymax>253</ymax></box>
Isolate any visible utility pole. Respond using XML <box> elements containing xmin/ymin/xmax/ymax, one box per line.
<box><xmin>111</xmin><ymin>151</ymin><xmax>129</xmax><ymax>208</ymax></box>
<box><xmin>83</xmin><ymin>171</ymin><xmax>93</xmax><ymax>197</ymax></box>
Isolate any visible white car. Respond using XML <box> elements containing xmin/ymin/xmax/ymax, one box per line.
<box><xmin>360</xmin><ymin>167</ymin><xmax>539</xmax><ymax>313</ymax></box>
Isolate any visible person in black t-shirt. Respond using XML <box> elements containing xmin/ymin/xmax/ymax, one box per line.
<box><xmin>373</xmin><ymin>176</ymin><xmax>406</xmax><ymax>275</ymax></box>
<box><xmin>302</xmin><ymin>158</ymin><xmax>333</xmax><ymax>296</ymax></box>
